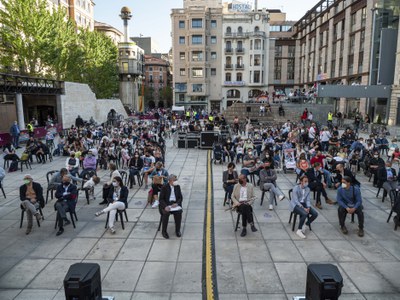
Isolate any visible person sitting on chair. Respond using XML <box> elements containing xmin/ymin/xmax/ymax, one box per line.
<box><xmin>231</xmin><ymin>174</ymin><xmax>258</xmax><ymax>237</ymax></box>
<box><xmin>80</xmin><ymin>150</ymin><xmax>97</xmax><ymax>179</ymax></box>
<box><xmin>289</xmin><ymin>175</ymin><xmax>319</xmax><ymax>239</ymax></box>
<box><xmin>337</xmin><ymin>176</ymin><xmax>364</xmax><ymax>237</ymax></box>
<box><xmin>306</xmin><ymin>162</ymin><xmax>335</xmax><ymax>209</ymax></box>
<box><xmin>149</xmin><ymin>162</ymin><xmax>169</xmax><ymax>208</ymax></box>
<box><xmin>259</xmin><ymin>162</ymin><xmax>285</xmax><ymax>210</ymax></box>
<box><xmin>369</xmin><ymin>151</ymin><xmax>385</xmax><ymax>187</ymax></box>
<box><xmin>378</xmin><ymin>161</ymin><xmax>398</xmax><ymax>202</ymax></box>
<box><xmin>95</xmin><ymin>176</ymin><xmax>128</xmax><ymax>234</ymax></box>
<box><xmin>128</xmin><ymin>151</ymin><xmax>144</xmax><ymax>188</ymax></box>
<box><xmin>99</xmin><ymin>163</ymin><xmax>121</xmax><ymax>205</ymax></box>
<box><xmin>19</xmin><ymin>174</ymin><xmax>44</xmax><ymax>235</ymax></box>
<box><xmin>55</xmin><ymin>176</ymin><xmax>78</xmax><ymax>236</ymax></box>
<box><xmin>333</xmin><ymin>163</ymin><xmax>360</xmax><ymax>189</ymax></box>
<box><xmin>159</xmin><ymin>175</ymin><xmax>183</xmax><ymax>239</ymax></box>
<box><xmin>223</xmin><ymin>162</ymin><xmax>238</xmax><ymax>205</ymax></box>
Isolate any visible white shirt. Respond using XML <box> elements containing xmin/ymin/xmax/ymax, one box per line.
<box><xmin>239</xmin><ymin>186</ymin><xmax>248</xmax><ymax>202</ymax></box>
<box><xmin>169</xmin><ymin>185</ymin><xmax>176</xmax><ymax>202</ymax></box>
<box><xmin>308</xmin><ymin>126</ymin><xmax>316</xmax><ymax>139</ymax></box>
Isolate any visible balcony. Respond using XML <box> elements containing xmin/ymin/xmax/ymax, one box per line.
<box><xmin>225</xmin><ymin>64</ymin><xmax>233</xmax><ymax>70</ymax></box>
<box><xmin>225</xmin><ymin>48</ymin><xmax>233</xmax><ymax>54</ymax></box>
<box><xmin>223</xmin><ymin>81</ymin><xmax>245</xmax><ymax>87</ymax></box>
<box><xmin>236</xmin><ymin>48</ymin><xmax>245</xmax><ymax>54</ymax></box>
<box><xmin>236</xmin><ymin>64</ymin><xmax>244</xmax><ymax>70</ymax></box>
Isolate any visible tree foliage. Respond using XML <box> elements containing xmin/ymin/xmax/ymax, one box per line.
<box><xmin>0</xmin><ymin>0</ymin><xmax>119</xmax><ymax>98</ymax></box>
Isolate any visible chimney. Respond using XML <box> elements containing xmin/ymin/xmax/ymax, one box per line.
<box><xmin>254</xmin><ymin>0</ymin><xmax>258</xmax><ymax>11</ymax></box>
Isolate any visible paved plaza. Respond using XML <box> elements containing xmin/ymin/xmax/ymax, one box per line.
<box><xmin>0</xmin><ymin>141</ymin><xmax>399</xmax><ymax>300</ymax></box>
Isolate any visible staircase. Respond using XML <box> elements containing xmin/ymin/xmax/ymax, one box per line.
<box><xmin>224</xmin><ymin>103</ymin><xmax>289</xmax><ymax>125</ymax></box>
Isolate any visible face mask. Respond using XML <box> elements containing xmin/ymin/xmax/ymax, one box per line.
<box><xmin>374</xmin><ymin>155</ymin><xmax>379</xmax><ymax>158</ymax></box>
<box><xmin>266</xmin><ymin>155</ymin><xmax>270</xmax><ymax>158</ymax></box>
<box><xmin>87</xmin><ymin>154</ymin><xmax>92</xmax><ymax>157</ymax></box>
<box><xmin>173</xmin><ymin>181</ymin><xmax>179</xmax><ymax>186</ymax></box>
<box><xmin>341</xmin><ymin>183</ymin><xmax>347</xmax><ymax>189</ymax></box>
<box><xmin>386</xmin><ymin>167</ymin><xmax>391</xmax><ymax>170</ymax></box>
<box><xmin>24</xmin><ymin>179</ymin><xmax>30</xmax><ymax>185</ymax></box>
<box><xmin>238</xmin><ymin>179</ymin><xmax>244</xmax><ymax>185</ymax></box>
<box><xmin>112</xmin><ymin>182</ymin><xmax>118</xmax><ymax>187</ymax></box>
<box><xmin>248</xmin><ymin>152</ymin><xmax>252</xmax><ymax>156</ymax></box>
<box><xmin>303</xmin><ymin>183</ymin><xmax>308</xmax><ymax>188</ymax></box>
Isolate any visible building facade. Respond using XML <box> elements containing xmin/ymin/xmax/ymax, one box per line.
<box><xmin>292</xmin><ymin>0</ymin><xmax>399</xmax><ymax>123</ymax></box>
<box><xmin>48</xmin><ymin>0</ymin><xmax>95</xmax><ymax>30</ymax></box>
<box><xmin>171</xmin><ymin>0</ymin><xmax>223</xmax><ymax>111</ymax></box>
<box><xmin>94</xmin><ymin>21</ymin><xmax>124</xmax><ymax>45</ymax></box>
<box><xmin>144</xmin><ymin>55</ymin><xmax>171</xmax><ymax>108</ymax></box>
<box><xmin>221</xmin><ymin>4</ymin><xmax>270</xmax><ymax>108</ymax></box>
<box><xmin>130</xmin><ymin>37</ymin><xmax>161</xmax><ymax>55</ymax></box>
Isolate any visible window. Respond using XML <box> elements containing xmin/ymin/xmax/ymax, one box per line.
<box><xmin>192</xmin><ymin>68</ymin><xmax>203</xmax><ymax>78</ymax></box>
<box><xmin>254</xmin><ymin>54</ymin><xmax>261</xmax><ymax>66</ymax></box>
<box><xmin>159</xmin><ymin>67</ymin><xmax>163</xmax><ymax>71</ymax></box>
<box><xmin>192</xmin><ymin>51</ymin><xmax>203</xmax><ymax>61</ymax></box>
<box><xmin>149</xmin><ymin>67</ymin><xmax>153</xmax><ymax>71</ymax></box>
<box><xmin>226</xmin><ymin>26</ymin><xmax>231</xmax><ymax>34</ymax></box>
<box><xmin>238</xmin><ymin>26</ymin><xmax>243</xmax><ymax>34</ymax></box>
<box><xmin>192</xmin><ymin>84</ymin><xmax>203</xmax><ymax>92</ymax></box>
<box><xmin>288</xmin><ymin>45</ymin><xmax>295</xmax><ymax>57</ymax></box>
<box><xmin>331</xmin><ymin>60</ymin><xmax>336</xmax><ymax>78</ymax></box>
<box><xmin>253</xmin><ymin>71</ymin><xmax>260</xmax><ymax>83</ymax></box>
<box><xmin>349</xmin><ymin>35</ymin><xmax>355</xmax><ymax>54</ymax></box>
<box><xmin>179</xmin><ymin>94</ymin><xmax>185</xmax><ymax>101</ymax></box>
<box><xmin>254</xmin><ymin>26</ymin><xmax>259</xmax><ymax>32</ymax></box>
<box><xmin>211</xmin><ymin>52</ymin><xmax>217</xmax><ymax>60</ymax></box>
<box><xmin>287</xmin><ymin>59</ymin><xmax>294</xmax><ymax>80</ymax></box>
<box><xmin>351</xmin><ymin>13</ymin><xmax>356</xmax><ymax>32</ymax></box>
<box><xmin>159</xmin><ymin>75</ymin><xmax>163</xmax><ymax>82</ymax></box>
<box><xmin>348</xmin><ymin>54</ymin><xmax>354</xmax><ymax>74</ymax></box>
<box><xmin>179</xmin><ymin>20</ymin><xmax>185</xmax><ymax>28</ymax></box>
<box><xmin>360</xmin><ymin>30</ymin><xmax>365</xmax><ymax>51</ymax></box>
<box><xmin>180</xmin><ymin>68</ymin><xmax>186</xmax><ymax>76</ymax></box>
<box><xmin>192</xmin><ymin>35</ymin><xmax>203</xmax><ymax>44</ymax></box>
<box><xmin>211</xmin><ymin>20</ymin><xmax>217</xmax><ymax>28</ymax></box>
<box><xmin>254</xmin><ymin>39</ymin><xmax>261</xmax><ymax>50</ymax></box>
<box><xmin>236</xmin><ymin>73</ymin><xmax>242</xmax><ymax>81</ymax></box>
<box><xmin>225</xmin><ymin>73</ymin><xmax>231</xmax><ymax>81</ymax></box>
<box><xmin>211</xmin><ymin>68</ymin><xmax>216</xmax><ymax>76</ymax></box>
<box><xmin>210</xmin><ymin>36</ymin><xmax>217</xmax><ymax>44</ymax></box>
<box><xmin>358</xmin><ymin>52</ymin><xmax>363</xmax><ymax>73</ymax></box>
<box><xmin>274</xmin><ymin>59</ymin><xmax>282</xmax><ymax>80</ymax></box>
<box><xmin>361</xmin><ymin>7</ymin><xmax>367</xmax><ymax>28</ymax></box>
<box><xmin>179</xmin><ymin>36</ymin><xmax>185</xmax><ymax>44</ymax></box>
<box><xmin>192</xmin><ymin>19</ymin><xmax>203</xmax><ymax>28</ymax></box>
<box><xmin>275</xmin><ymin>45</ymin><xmax>282</xmax><ymax>57</ymax></box>
<box><xmin>180</xmin><ymin>52</ymin><xmax>185</xmax><ymax>60</ymax></box>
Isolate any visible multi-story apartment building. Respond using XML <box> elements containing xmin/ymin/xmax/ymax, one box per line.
<box><xmin>49</xmin><ymin>0</ymin><xmax>95</xmax><ymax>30</ymax></box>
<box><xmin>268</xmin><ymin>10</ymin><xmax>296</xmax><ymax>95</ymax></box>
<box><xmin>292</xmin><ymin>0</ymin><xmax>399</xmax><ymax>123</ymax></box>
<box><xmin>144</xmin><ymin>55</ymin><xmax>171</xmax><ymax>108</ymax></box>
<box><xmin>221</xmin><ymin>4</ymin><xmax>270</xmax><ymax>107</ymax></box>
<box><xmin>171</xmin><ymin>0</ymin><xmax>223</xmax><ymax>111</ymax></box>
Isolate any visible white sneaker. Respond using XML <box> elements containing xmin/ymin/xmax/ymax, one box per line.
<box><xmin>269</xmin><ymin>204</ymin><xmax>273</xmax><ymax>210</ymax></box>
<box><xmin>296</xmin><ymin>229</ymin><xmax>306</xmax><ymax>239</ymax></box>
<box><xmin>278</xmin><ymin>195</ymin><xmax>285</xmax><ymax>201</ymax></box>
<box><xmin>301</xmin><ymin>227</ymin><xmax>307</xmax><ymax>234</ymax></box>
<box><xmin>152</xmin><ymin>200</ymin><xmax>159</xmax><ymax>208</ymax></box>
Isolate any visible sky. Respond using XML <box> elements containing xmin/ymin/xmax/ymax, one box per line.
<box><xmin>94</xmin><ymin>0</ymin><xmax>319</xmax><ymax>53</ymax></box>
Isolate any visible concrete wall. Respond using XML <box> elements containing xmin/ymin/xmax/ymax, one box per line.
<box><xmin>61</xmin><ymin>82</ymin><xmax>127</xmax><ymax>128</ymax></box>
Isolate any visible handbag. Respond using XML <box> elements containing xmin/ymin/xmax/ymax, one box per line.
<box><xmin>152</xmin><ymin>175</ymin><xmax>163</xmax><ymax>185</ymax></box>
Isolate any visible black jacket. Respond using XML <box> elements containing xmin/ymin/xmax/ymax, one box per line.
<box><xmin>129</xmin><ymin>157</ymin><xmax>144</xmax><ymax>170</ymax></box>
<box><xmin>19</xmin><ymin>182</ymin><xmax>45</xmax><ymax>208</ymax></box>
<box><xmin>159</xmin><ymin>184</ymin><xmax>183</xmax><ymax>210</ymax></box>
<box><xmin>55</xmin><ymin>183</ymin><xmax>78</xmax><ymax>211</ymax></box>
<box><xmin>334</xmin><ymin>169</ymin><xmax>360</xmax><ymax>186</ymax></box>
<box><xmin>107</xmin><ymin>186</ymin><xmax>129</xmax><ymax>208</ymax></box>
<box><xmin>306</xmin><ymin>168</ymin><xmax>323</xmax><ymax>183</ymax></box>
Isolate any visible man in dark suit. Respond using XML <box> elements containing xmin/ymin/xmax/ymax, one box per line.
<box><xmin>19</xmin><ymin>174</ymin><xmax>45</xmax><ymax>235</ymax></box>
<box><xmin>159</xmin><ymin>174</ymin><xmax>183</xmax><ymax>239</ymax></box>
<box><xmin>55</xmin><ymin>176</ymin><xmax>78</xmax><ymax>236</ymax></box>
<box><xmin>306</xmin><ymin>162</ymin><xmax>335</xmax><ymax>209</ymax></box>
<box><xmin>333</xmin><ymin>163</ymin><xmax>360</xmax><ymax>188</ymax></box>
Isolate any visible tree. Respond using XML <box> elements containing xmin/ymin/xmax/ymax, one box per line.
<box><xmin>0</xmin><ymin>0</ymin><xmax>119</xmax><ymax>98</ymax></box>
<box><xmin>159</xmin><ymin>86</ymin><xmax>172</xmax><ymax>105</ymax></box>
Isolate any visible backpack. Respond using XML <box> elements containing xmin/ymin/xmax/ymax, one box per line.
<box><xmin>68</xmin><ymin>158</ymin><xmax>76</xmax><ymax>166</ymax></box>
<box><xmin>8</xmin><ymin>161</ymin><xmax>18</xmax><ymax>172</ymax></box>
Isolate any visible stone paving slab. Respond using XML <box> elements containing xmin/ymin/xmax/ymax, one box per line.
<box><xmin>0</xmin><ymin>139</ymin><xmax>399</xmax><ymax>299</ymax></box>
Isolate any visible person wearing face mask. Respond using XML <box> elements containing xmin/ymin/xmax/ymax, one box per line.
<box><xmin>378</xmin><ymin>161</ymin><xmax>398</xmax><ymax>202</ymax></box>
<box><xmin>241</xmin><ymin>149</ymin><xmax>257</xmax><ymax>178</ymax></box>
<box><xmin>369</xmin><ymin>152</ymin><xmax>385</xmax><ymax>187</ymax></box>
<box><xmin>222</xmin><ymin>138</ymin><xmax>235</xmax><ymax>163</ymax></box>
<box><xmin>54</xmin><ymin>176</ymin><xmax>78</xmax><ymax>236</ymax></box>
<box><xmin>159</xmin><ymin>175</ymin><xmax>183</xmax><ymax>239</ymax></box>
<box><xmin>149</xmin><ymin>162</ymin><xmax>169</xmax><ymax>208</ymax></box>
<box><xmin>65</xmin><ymin>151</ymin><xmax>79</xmax><ymax>177</ymax></box>
<box><xmin>290</xmin><ymin>175</ymin><xmax>318</xmax><ymax>239</ymax></box>
<box><xmin>19</xmin><ymin>174</ymin><xmax>45</xmax><ymax>235</ymax></box>
<box><xmin>142</xmin><ymin>150</ymin><xmax>155</xmax><ymax>189</ymax></box>
<box><xmin>99</xmin><ymin>163</ymin><xmax>121</xmax><ymax>205</ymax></box>
<box><xmin>337</xmin><ymin>176</ymin><xmax>364</xmax><ymax>237</ymax></box>
<box><xmin>128</xmin><ymin>151</ymin><xmax>144</xmax><ymax>188</ymax></box>
<box><xmin>95</xmin><ymin>176</ymin><xmax>128</xmax><ymax>234</ymax></box>
<box><xmin>259</xmin><ymin>163</ymin><xmax>285</xmax><ymax>210</ymax></box>
<box><xmin>306</xmin><ymin>162</ymin><xmax>335</xmax><ymax>209</ymax></box>
<box><xmin>231</xmin><ymin>174</ymin><xmax>257</xmax><ymax>237</ymax></box>
<box><xmin>223</xmin><ymin>162</ymin><xmax>239</xmax><ymax>205</ymax></box>
<box><xmin>80</xmin><ymin>151</ymin><xmax>97</xmax><ymax>179</ymax></box>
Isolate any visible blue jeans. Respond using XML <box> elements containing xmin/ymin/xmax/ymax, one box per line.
<box><xmin>322</xmin><ymin>168</ymin><xmax>332</xmax><ymax>187</ymax></box>
<box><xmin>293</xmin><ymin>203</ymin><xmax>318</xmax><ymax>230</ymax></box>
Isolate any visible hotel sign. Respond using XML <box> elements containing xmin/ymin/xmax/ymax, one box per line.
<box><xmin>224</xmin><ymin>81</ymin><xmax>245</xmax><ymax>86</ymax></box>
<box><xmin>229</xmin><ymin>1</ymin><xmax>252</xmax><ymax>12</ymax></box>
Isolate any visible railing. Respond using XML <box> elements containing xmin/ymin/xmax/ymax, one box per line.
<box><xmin>0</xmin><ymin>73</ymin><xmax>64</xmax><ymax>95</ymax></box>
<box><xmin>225</xmin><ymin>48</ymin><xmax>233</xmax><ymax>54</ymax></box>
<box><xmin>236</xmin><ymin>48</ymin><xmax>245</xmax><ymax>54</ymax></box>
<box><xmin>224</xmin><ymin>64</ymin><xmax>233</xmax><ymax>70</ymax></box>
<box><xmin>236</xmin><ymin>64</ymin><xmax>244</xmax><ymax>69</ymax></box>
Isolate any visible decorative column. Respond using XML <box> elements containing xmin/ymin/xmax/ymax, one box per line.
<box><xmin>16</xmin><ymin>93</ymin><xmax>25</xmax><ymax>130</ymax></box>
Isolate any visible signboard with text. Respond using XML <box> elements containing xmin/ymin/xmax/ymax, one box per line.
<box><xmin>229</xmin><ymin>1</ymin><xmax>252</xmax><ymax>12</ymax></box>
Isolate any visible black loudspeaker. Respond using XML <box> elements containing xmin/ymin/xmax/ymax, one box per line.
<box><xmin>177</xmin><ymin>140</ymin><xmax>186</xmax><ymax>148</ymax></box>
<box><xmin>306</xmin><ymin>264</ymin><xmax>343</xmax><ymax>300</ymax></box>
<box><xmin>187</xmin><ymin>139</ymin><xmax>198</xmax><ymax>148</ymax></box>
<box><xmin>64</xmin><ymin>263</ymin><xmax>102</xmax><ymax>300</ymax></box>
<box><xmin>201</xmin><ymin>132</ymin><xmax>219</xmax><ymax>149</ymax></box>
<box><xmin>246</xmin><ymin>106</ymin><xmax>251</xmax><ymax>112</ymax></box>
